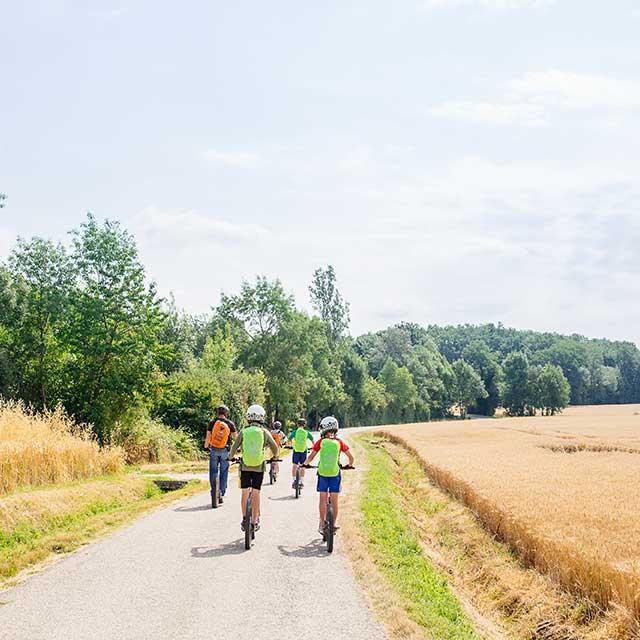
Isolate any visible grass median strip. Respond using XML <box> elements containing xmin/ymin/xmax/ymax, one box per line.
<box><xmin>0</xmin><ymin>475</ymin><xmax>203</xmax><ymax>585</ymax></box>
<box><xmin>359</xmin><ymin>437</ymin><xmax>480</xmax><ymax>640</ymax></box>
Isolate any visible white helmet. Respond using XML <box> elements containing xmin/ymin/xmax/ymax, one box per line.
<box><xmin>246</xmin><ymin>404</ymin><xmax>266</xmax><ymax>424</ymax></box>
<box><xmin>320</xmin><ymin>416</ymin><xmax>339</xmax><ymax>436</ymax></box>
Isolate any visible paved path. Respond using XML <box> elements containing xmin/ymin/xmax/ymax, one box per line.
<box><xmin>0</xmin><ymin>454</ymin><xmax>386</xmax><ymax>640</ymax></box>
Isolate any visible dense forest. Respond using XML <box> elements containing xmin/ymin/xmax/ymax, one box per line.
<box><xmin>1</xmin><ymin>214</ymin><xmax>639</xmax><ymax>450</ymax></box>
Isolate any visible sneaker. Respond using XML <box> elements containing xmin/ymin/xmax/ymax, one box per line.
<box><xmin>218</xmin><ymin>494</ymin><xmax>224</xmax><ymax>504</ymax></box>
<box><xmin>253</xmin><ymin>520</ymin><xmax>261</xmax><ymax>532</ymax></box>
<box><xmin>299</xmin><ymin>482</ymin><xmax>304</xmax><ymax>489</ymax></box>
<box><xmin>318</xmin><ymin>521</ymin><xmax>325</xmax><ymax>535</ymax></box>
<box><xmin>241</xmin><ymin>520</ymin><xmax>246</xmax><ymax>532</ymax></box>
<box><xmin>292</xmin><ymin>481</ymin><xmax>296</xmax><ymax>489</ymax></box>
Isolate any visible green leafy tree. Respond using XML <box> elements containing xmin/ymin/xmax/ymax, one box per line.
<box><xmin>309</xmin><ymin>265</ymin><xmax>350</xmax><ymax>343</ymax></box>
<box><xmin>535</xmin><ymin>364</ymin><xmax>571</xmax><ymax>416</ymax></box>
<box><xmin>6</xmin><ymin>238</ymin><xmax>74</xmax><ymax>408</ymax></box>
<box><xmin>502</xmin><ymin>351</ymin><xmax>530</xmax><ymax>416</ymax></box>
<box><xmin>377</xmin><ymin>358</ymin><xmax>417</xmax><ymax>421</ymax></box>
<box><xmin>461</xmin><ymin>340</ymin><xmax>504</xmax><ymax>415</ymax></box>
<box><xmin>451</xmin><ymin>359</ymin><xmax>488</xmax><ymax>419</ymax></box>
<box><xmin>64</xmin><ymin>214</ymin><xmax>166</xmax><ymax>440</ymax></box>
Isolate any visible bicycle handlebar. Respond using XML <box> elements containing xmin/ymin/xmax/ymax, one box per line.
<box><xmin>301</xmin><ymin>464</ymin><xmax>355</xmax><ymax>470</ymax></box>
<box><xmin>229</xmin><ymin>458</ymin><xmax>283</xmax><ymax>464</ymax></box>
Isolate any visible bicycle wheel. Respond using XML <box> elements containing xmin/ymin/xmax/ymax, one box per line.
<box><xmin>269</xmin><ymin>465</ymin><xmax>275</xmax><ymax>485</ymax></box>
<box><xmin>244</xmin><ymin>495</ymin><xmax>252</xmax><ymax>550</ymax></box>
<box><xmin>326</xmin><ymin>501</ymin><xmax>334</xmax><ymax>553</ymax></box>
<box><xmin>295</xmin><ymin>468</ymin><xmax>300</xmax><ymax>499</ymax></box>
<box><xmin>211</xmin><ymin>477</ymin><xmax>218</xmax><ymax>509</ymax></box>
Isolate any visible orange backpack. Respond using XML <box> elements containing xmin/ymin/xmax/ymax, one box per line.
<box><xmin>209</xmin><ymin>419</ymin><xmax>231</xmax><ymax>448</ymax></box>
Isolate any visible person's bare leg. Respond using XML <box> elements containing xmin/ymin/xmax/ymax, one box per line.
<box><xmin>331</xmin><ymin>492</ymin><xmax>340</xmax><ymax>525</ymax></box>
<box><xmin>253</xmin><ymin>489</ymin><xmax>261</xmax><ymax>524</ymax></box>
<box><xmin>291</xmin><ymin>463</ymin><xmax>297</xmax><ymax>478</ymax></box>
<box><xmin>241</xmin><ymin>488</ymin><xmax>250</xmax><ymax>517</ymax></box>
<box><xmin>319</xmin><ymin>492</ymin><xmax>327</xmax><ymax>523</ymax></box>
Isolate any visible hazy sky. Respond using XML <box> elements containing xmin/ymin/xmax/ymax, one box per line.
<box><xmin>1</xmin><ymin>1</ymin><xmax>639</xmax><ymax>342</ymax></box>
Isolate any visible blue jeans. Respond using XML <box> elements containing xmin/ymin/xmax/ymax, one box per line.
<box><xmin>209</xmin><ymin>447</ymin><xmax>230</xmax><ymax>496</ymax></box>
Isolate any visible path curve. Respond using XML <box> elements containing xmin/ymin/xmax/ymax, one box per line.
<box><xmin>0</xmin><ymin>450</ymin><xmax>386</xmax><ymax>640</ymax></box>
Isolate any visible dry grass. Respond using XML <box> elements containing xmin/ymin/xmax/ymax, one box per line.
<box><xmin>378</xmin><ymin>405</ymin><xmax>640</xmax><ymax>635</ymax></box>
<box><xmin>0</xmin><ymin>401</ymin><xmax>124</xmax><ymax>495</ymax></box>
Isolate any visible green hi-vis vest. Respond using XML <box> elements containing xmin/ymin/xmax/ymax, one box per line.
<box><xmin>293</xmin><ymin>428</ymin><xmax>309</xmax><ymax>453</ymax></box>
<box><xmin>318</xmin><ymin>438</ymin><xmax>340</xmax><ymax>477</ymax></box>
<box><xmin>242</xmin><ymin>426</ymin><xmax>265</xmax><ymax>467</ymax></box>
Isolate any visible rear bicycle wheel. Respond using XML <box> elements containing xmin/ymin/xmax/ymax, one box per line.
<box><xmin>244</xmin><ymin>496</ymin><xmax>252</xmax><ymax>550</ymax></box>
<box><xmin>295</xmin><ymin>468</ymin><xmax>300</xmax><ymax>499</ymax></box>
<box><xmin>326</xmin><ymin>502</ymin><xmax>334</xmax><ymax>553</ymax></box>
<box><xmin>269</xmin><ymin>465</ymin><xmax>275</xmax><ymax>485</ymax></box>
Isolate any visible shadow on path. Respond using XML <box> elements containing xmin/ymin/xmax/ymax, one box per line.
<box><xmin>191</xmin><ymin>540</ymin><xmax>246</xmax><ymax>558</ymax></box>
<box><xmin>175</xmin><ymin>503</ymin><xmax>212</xmax><ymax>512</ymax></box>
<box><xmin>268</xmin><ymin>495</ymin><xmax>296</xmax><ymax>502</ymax></box>
<box><xmin>277</xmin><ymin>540</ymin><xmax>329</xmax><ymax>558</ymax></box>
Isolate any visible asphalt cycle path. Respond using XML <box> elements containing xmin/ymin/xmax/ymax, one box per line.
<box><xmin>0</xmin><ymin>453</ymin><xmax>387</xmax><ymax>640</ymax></box>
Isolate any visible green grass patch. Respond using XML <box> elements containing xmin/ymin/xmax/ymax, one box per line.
<box><xmin>0</xmin><ymin>477</ymin><xmax>202</xmax><ymax>583</ymax></box>
<box><xmin>359</xmin><ymin>437</ymin><xmax>480</xmax><ymax>640</ymax></box>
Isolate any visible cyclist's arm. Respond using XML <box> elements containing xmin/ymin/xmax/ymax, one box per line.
<box><xmin>204</xmin><ymin>422</ymin><xmax>213</xmax><ymax>448</ymax></box>
<box><xmin>229</xmin><ymin>430</ymin><xmax>243</xmax><ymax>458</ymax></box>
<box><xmin>344</xmin><ymin>450</ymin><xmax>355</xmax><ymax>466</ymax></box>
<box><xmin>306</xmin><ymin>431</ymin><xmax>314</xmax><ymax>444</ymax></box>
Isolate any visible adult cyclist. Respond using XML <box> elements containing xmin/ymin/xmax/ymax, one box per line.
<box><xmin>288</xmin><ymin>417</ymin><xmax>314</xmax><ymax>489</ymax></box>
<box><xmin>203</xmin><ymin>404</ymin><xmax>237</xmax><ymax>506</ymax></box>
<box><xmin>304</xmin><ymin>416</ymin><xmax>354</xmax><ymax>534</ymax></box>
<box><xmin>229</xmin><ymin>404</ymin><xmax>279</xmax><ymax>532</ymax></box>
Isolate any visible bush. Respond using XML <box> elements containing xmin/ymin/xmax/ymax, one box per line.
<box><xmin>110</xmin><ymin>409</ymin><xmax>201</xmax><ymax>464</ymax></box>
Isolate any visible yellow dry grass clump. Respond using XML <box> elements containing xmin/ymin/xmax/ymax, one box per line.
<box><xmin>380</xmin><ymin>404</ymin><xmax>640</xmax><ymax>631</ymax></box>
<box><xmin>0</xmin><ymin>401</ymin><xmax>124</xmax><ymax>495</ymax></box>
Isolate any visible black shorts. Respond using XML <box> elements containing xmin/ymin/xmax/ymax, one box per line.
<box><xmin>240</xmin><ymin>470</ymin><xmax>264</xmax><ymax>490</ymax></box>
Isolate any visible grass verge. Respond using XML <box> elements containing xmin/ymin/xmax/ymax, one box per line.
<box><xmin>359</xmin><ymin>436</ymin><xmax>481</xmax><ymax>640</ymax></box>
<box><xmin>0</xmin><ymin>475</ymin><xmax>203</xmax><ymax>587</ymax></box>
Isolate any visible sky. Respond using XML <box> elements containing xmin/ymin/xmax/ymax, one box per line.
<box><xmin>1</xmin><ymin>1</ymin><xmax>639</xmax><ymax>343</ymax></box>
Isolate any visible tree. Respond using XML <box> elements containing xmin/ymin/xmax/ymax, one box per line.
<box><xmin>451</xmin><ymin>359</ymin><xmax>487</xmax><ymax>419</ymax></box>
<box><xmin>6</xmin><ymin>238</ymin><xmax>74</xmax><ymax>408</ymax></box>
<box><xmin>309</xmin><ymin>265</ymin><xmax>350</xmax><ymax>343</ymax></box>
<box><xmin>378</xmin><ymin>358</ymin><xmax>417</xmax><ymax>421</ymax></box>
<box><xmin>64</xmin><ymin>214</ymin><xmax>165</xmax><ymax>439</ymax></box>
<box><xmin>461</xmin><ymin>340</ymin><xmax>503</xmax><ymax>415</ymax></box>
<box><xmin>531</xmin><ymin>364</ymin><xmax>570</xmax><ymax>415</ymax></box>
<box><xmin>502</xmin><ymin>351</ymin><xmax>530</xmax><ymax>416</ymax></box>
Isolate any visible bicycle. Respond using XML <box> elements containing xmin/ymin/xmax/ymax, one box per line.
<box><xmin>291</xmin><ymin>447</ymin><xmax>309</xmax><ymax>499</ymax></box>
<box><xmin>303</xmin><ymin>464</ymin><xmax>354</xmax><ymax>553</ymax></box>
<box><xmin>231</xmin><ymin>457</ymin><xmax>281</xmax><ymax>550</ymax></box>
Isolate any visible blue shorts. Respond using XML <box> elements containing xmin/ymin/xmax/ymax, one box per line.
<box><xmin>317</xmin><ymin>474</ymin><xmax>341</xmax><ymax>493</ymax></box>
<box><xmin>292</xmin><ymin>451</ymin><xmax>307</xmax><ymax>465</ymax></box>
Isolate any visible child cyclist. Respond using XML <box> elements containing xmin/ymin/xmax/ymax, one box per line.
<box><xmin>229</xmin><ymin>404</ymin><xmax>279</xmax><ymax>532</ymax></box>
<box><xmin>303</xmin><ymin>416</ymin><xmax>354</xmax><ymax>534</ymax></box>
<box><xmin>288</xmin><ymin>417</ymin><xmax>314</xmax><ymax>489</ymax></box>
<box><xmin>269</xmin><ymin>421</ymin><xmax>287</xmax><ymax>477</ymax></box>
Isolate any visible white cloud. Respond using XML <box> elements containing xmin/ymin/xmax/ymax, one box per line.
<box><xmin>510</xmin><ymin>70</ymin><xmax>640</xmax><ymax>110</ymax></box>
<box><xmin>130</xmin><ymin>207</ymin><xmax>268</xmax><ymax>249</ymax></box>
<box><xmin>430</xmin><ymin>70</ymin><xmax>640</xmax><ymax>127</ymax></box>
<box><xmin>429</xmin><ymin>101</ymin><xmax>547</xmax><ymax>126</ymax></box>
<box><xmin>201</xmin><ymin>149</ymin><xmax>261</xmax><ymax>169</ymax></box>
<box><xmin>420</xmin><ymin>0</ymin><xmax>553</xmax><ymax>9</ymax></box>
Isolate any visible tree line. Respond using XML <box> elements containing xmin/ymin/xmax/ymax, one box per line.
<box><xmin>1</xmin><ymin>214</ymin><xmax>639</xmax><ymax>445</ymax></box>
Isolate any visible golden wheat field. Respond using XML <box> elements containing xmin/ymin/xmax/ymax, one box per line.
<box><xmin>0</xmin><ymin>401</ymin><xmax>124</xmax><ymax>495</ymax></box>
<box><xmin>379</xmin><ymin>405</ymin><xmax>640</xmax><ymax>624</ymax></box>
